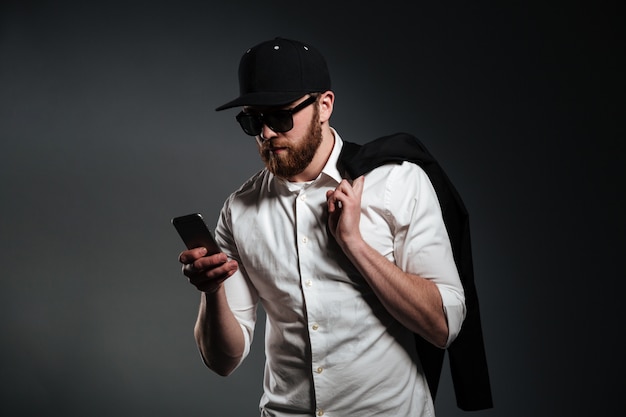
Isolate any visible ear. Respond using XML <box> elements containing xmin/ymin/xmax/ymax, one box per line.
<box><xmin>318</xmin><ymin>91</ymin><xmax>334</xmax><ymax>124</ymax></box>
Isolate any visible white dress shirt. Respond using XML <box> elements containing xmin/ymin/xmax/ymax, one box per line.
<box><xmin>214</xmin><ymin>130</ymin><xmax>465</xmax><ymax>416</ymax></box>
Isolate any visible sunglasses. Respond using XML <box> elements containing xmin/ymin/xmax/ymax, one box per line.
<box><xmin>235</xmin><ymin>95</ymin><xmax>317</xmax><ymax>136</ymax></box>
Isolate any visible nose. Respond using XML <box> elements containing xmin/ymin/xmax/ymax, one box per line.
<box><xmin>258</xmin><ymin>124</ymin><xmax>278</xmax><ymax>141</ymax></box>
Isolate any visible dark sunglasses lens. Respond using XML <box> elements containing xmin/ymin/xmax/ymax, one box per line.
<box><xmin>265</xmin><ymin>112</ymin><xmax>293</xmax><ymax>133</ymax></box>
<box><xmin>237</xmin><ymin>114</ymin><xmax>263</xmax><ymax>136</ymax></box>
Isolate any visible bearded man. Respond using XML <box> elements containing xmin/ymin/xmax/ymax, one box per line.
<box><xmin>178</xmin><ymin>37</ymin><xmax>466</xmax><ymax>417</ymax></box>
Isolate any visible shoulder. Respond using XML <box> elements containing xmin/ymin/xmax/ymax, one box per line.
<box><xmin>361</xmin><ymin>162</ymin><xmax>435</xmax><ymax>219</ymax></box>
<box><xmin>340</xmin><ymin>133</ymin><xmax>434</xmax><ymax>179</ymax></box>
<box><xmin>224</xmin><ymin>169</ymin><xmax>271</xmax><ymax>207</ymax></box>
<box><xmin>364</xmin><ymin>161</ymin><xmax>430</xmax><ymax>192</ymax></box>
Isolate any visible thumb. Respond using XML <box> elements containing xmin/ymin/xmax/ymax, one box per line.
<box><xmin>326</xmin><ymin>189</ymin><xmax>337</xmax><ymax>212</ymax></box>
<box><xmin>353</xmin><ymin>176</ymin><xmax>365</xmax><ymax>195</ymax></box>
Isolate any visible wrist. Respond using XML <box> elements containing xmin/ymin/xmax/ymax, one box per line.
<box><xmin>201</xmin><ymin>285</ymin><xmax>226</xmax><ymax>307</ymax></box>
<box><xmin>339</xmin><ymin>234</ymin><xmax>367</xmax><ymax>259</ymax></box>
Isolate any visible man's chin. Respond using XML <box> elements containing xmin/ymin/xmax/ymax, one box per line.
<box><xmin>267</xmin><ymin>161</ymin><xmax>305</xmax><ymax>179</ymax></box>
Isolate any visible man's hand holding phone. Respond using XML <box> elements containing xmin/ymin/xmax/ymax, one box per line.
<box><xmin>178</xmin><ymin>248</ymin><xmax>238</xmax><ymax>294</ymax></box>
<box><xmin>172</xmin><ymin>213</ymin><xmax>238</xmax><ymax>293</ymax></box>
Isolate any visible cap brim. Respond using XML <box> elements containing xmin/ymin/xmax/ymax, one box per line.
<box><xmin>215</xmin><ymin>91</ymin><xmax>308</xmax><ymax>111</ymax></box>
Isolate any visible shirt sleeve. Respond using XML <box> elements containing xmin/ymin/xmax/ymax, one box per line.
<box><xmin>213</xmin><ymin>197</ymin><xmax>260</xmax><ymax>367</ymax></box>
<box><xmin>386</xmin><ymin>162</ymin><xmax>467</xmax><ymax>347</ymax></box>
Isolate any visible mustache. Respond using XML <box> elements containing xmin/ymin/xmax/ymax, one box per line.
<box><xmin>260</xmin><ymin>139</ymin><xmax>290</xmax><ymax>152</ymax></box>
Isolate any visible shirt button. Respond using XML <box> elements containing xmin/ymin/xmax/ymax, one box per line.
<box><xmin>316</xmin><ymin>366</ymin><xmax>323</xmax><ymax>374</ymax></box>
<box><xmin>302</xmin><ymin>236</ymin><xmax>308</xmax><ymax>244</ymax></box>
<box><xmin>299</xmin><ymin>194</ymin><xmax>307</xmax><ymax>201</ymax></box>
<box><xmin>317</xmin><ymin>410</ymin><xmax>324</xmax><ymax>416</ymax></box>
<box><xmin>305</xmin><ymin>280</ymin><xmax>313</xmax><ymax>287</ymax></box>
<box><xmin>312</xmin><ymin>323</ymin><xmax>319</xmax><ymax>331</ymax></box>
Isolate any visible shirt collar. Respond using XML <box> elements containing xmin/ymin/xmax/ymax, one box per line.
<box><xmin>277</xmin><ymin>127</ymin><xmax>345</xmax><ymax>192</ymax></box>
<box><xmin>320</xmin><ymin>127</ymin><xmax>344</xmax><ymax>185</ymax></box>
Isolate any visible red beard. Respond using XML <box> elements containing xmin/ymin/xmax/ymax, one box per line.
<box><xmin>259</xmin><ymin>110</ymin><xmax>323</xmax><ymax>179</ymax></box>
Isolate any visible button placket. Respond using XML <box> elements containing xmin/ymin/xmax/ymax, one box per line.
<box><xmin>293</xmin><ymin>184</ymin><xmax>331</xmax><ymax>416</ymax></box>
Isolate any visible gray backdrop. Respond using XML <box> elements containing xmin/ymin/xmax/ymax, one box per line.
<box><xmin>1</xmin><ymin>1</ymin><xmax>623</xmax><ymax>416</ymax></box>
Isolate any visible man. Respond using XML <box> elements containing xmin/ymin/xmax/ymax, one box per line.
<box><xmin>178</xmin><ymin>37</ymin><xmax>466</xmax><ymax>416</ymax></box>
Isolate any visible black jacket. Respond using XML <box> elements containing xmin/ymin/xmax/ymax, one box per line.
<box><xmin>338</xmin><ymin>132</ymin><xmax>493</xmax><ymax>411</ymax></box>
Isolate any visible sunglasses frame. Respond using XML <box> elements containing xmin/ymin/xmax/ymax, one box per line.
<box><xmin>235</xmin><ymin>95</ymin><xmax>318</xmax><ymax>136</ymax></box>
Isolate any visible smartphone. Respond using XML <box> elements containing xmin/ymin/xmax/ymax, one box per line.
<box><xmin>171</xmin><ymin>213</ymin><xmax>221</xmax><ymax>255</ymax></box>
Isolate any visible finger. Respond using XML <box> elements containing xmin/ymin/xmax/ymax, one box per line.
<box><xmin>183</xmin><ymin>262</ymin><xmax>196</xmax><ymax>276</ymax></box>
<box><xmin>337</xmin><ymin>179</ymin><xmax>353</xmax><ymax>195</ymax></box>
<box><xmin>338</xmin><ymin>178</ymin><xmax>361</xmax><ymax>201</ymax></box>
<box><xmin>330</xmin><ymin>184</ymin><xmax>351</xmax><ymax>205</ymax></box>
<box><xmin>326</xmin><ymin>189</ymin><xmax>338</xmax><ymax>212</ymax></box>
<box><xmin>191</xmin><ymin>252</ymin><xmax>230</xmax><ymax>272</ymax></box>
<box><xmin>183</xmin><ymin>258</ymin><xmax>204</xmax><ymax>275</ymax></box>
<box><xmin>188</xmin><ymin>259</ymin><xmax>239</xmax><ymax>289</ymax></box>
<box><xmin>178</xmin><ymin>247</ymin><xmax>208</xmax><ymax>264</ymax></box>
<box><xmin>181</xmin><ymin>252</ymin><xmax>226</xmax><ymax>277</ymax></box>
<box><xmin>352</xmin><ymin>176</ymin><xmax>365</xmax><ymax>195</ymax></box>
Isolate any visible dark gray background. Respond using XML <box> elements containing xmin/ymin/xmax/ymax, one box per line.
<box><xmin>1</xmin><ymin>1</ymin><xmax>623</xmax><ymax>416</ymax></box>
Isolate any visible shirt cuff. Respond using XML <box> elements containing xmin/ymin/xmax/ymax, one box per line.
<box><xmin>440</xmin><ymin>288</ymin><xmax>466</xmax><ymax>348</ymax></box>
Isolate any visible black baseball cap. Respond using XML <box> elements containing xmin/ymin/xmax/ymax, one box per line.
<box><xmin>215</xmin><ymin>37</ymin><xmax>331</xmax><ymax>111</ymax></box>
